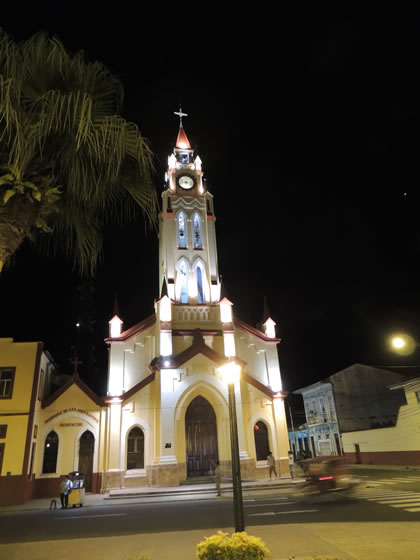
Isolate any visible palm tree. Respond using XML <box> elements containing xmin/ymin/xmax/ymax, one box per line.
<box><xmin>0</xmin><ymin>30</ymin><xmax>158</xmax><ymax>274</ymax></box>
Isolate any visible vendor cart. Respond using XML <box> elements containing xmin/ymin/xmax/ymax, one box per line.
<box><xmin>67</xmin><ymin>472</ymin><xmax>85</xmax><ymax>507</ymax></box>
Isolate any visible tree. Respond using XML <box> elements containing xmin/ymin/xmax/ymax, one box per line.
<box><xmin>0</xmin><ymin>30</ymin><xmax>158</xmax><ymax>274</ymax></box>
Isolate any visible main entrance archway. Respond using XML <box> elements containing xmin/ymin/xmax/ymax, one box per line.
<box><xmin>185</xmin><ymin>396</ymin><xmax>218</xmax><ymax>477</ymax></box>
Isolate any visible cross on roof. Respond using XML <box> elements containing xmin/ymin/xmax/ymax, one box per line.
<box><xmin>174</xmin><ymin>106</ymin><xmax>188</xmax><ymax>127</ymax></box>
<box><xmin>70</xmin><ymin>356</ymin><xmax>83</xmax><ymax>375</ymax></box>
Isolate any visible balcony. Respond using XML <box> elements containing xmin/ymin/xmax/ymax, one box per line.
<box><xmin>306</xmin><ymin>413</ymin><xmax>337</xmax><ymax>426</ymax></box>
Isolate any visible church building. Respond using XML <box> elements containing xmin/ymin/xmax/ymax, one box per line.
<box><xmin>0</xmin><ymin>114</ymin><xmax>290</xmax><ymax>504</ymax></box>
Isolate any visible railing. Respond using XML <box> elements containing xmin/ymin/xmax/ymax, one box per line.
<box><xmin>173</xmin><ymin>305</ymin><xmax>218</xmax><ymax>323</ymax></box>
<box><xmin>306</xmin><ymin>413</ymin><xmax>337</xmax><ymax>425</ymax></box>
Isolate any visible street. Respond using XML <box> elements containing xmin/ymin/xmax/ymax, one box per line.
<box><xmin>2</xmin><ymin>484</ymin><xmax>420</xmax><ymax>544</ymax></box>
<box><xmin>2</xmin><ymin>469</ymin><xmax>420</xmax><ymax>560</ymax></box>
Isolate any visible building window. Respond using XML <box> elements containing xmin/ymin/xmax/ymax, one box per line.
<box><xmin>254</xmin><ymin>421</ymin><xmax>270</xmax><ymax>461</ymax></box>
<box><xmin>0</xmin><ymin>368</ymin><xmax>15</xmax><ymax>399</ymax></box>
<box><xmin>193</xmin><ymin>213</ymin><xmax>202</xmax><ymax>249</ymax></box>
<box><xmin>0</xmin><ymin>425</ymin><xmax>7</xmax><ymax>438</ymax></box>
<box><xmin>178</xmin><ymin>213</ymin><xmax>186</xmax><ymax>248</ymax></box>
<box><xmin>127</xmin><ymin>427</ymin><xmax>144</xmax><ymax>470</ymax></box>
<box><xmin>415</xmin><ymin>391</ymin><xmax>420</xmax><ymax>404</ymax></box>
<box><xmin>196</xmin><ymin>266</ymin><xmax>204</xmax><ymax>304</ymax></box>
<box><xmin>179</xmin><ymin>261</ymin><xmax>188</xmax><ymax>303</ymax></box>
<box><xmin>42</xmin><ymin>431</ymin><xmax>58</xmax><ymax>474</ymax></box>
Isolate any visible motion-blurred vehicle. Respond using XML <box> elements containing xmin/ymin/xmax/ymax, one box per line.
<box><xmin>294</xmin><ymin>458</ymin><xmax>360</xmax><ymax>502</ymax></box>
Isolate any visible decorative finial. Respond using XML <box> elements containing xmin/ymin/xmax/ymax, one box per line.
<box><xmin>174</xmin><ymin>106</ymin><xmax>188</xmax><ymax>127</ymax></box>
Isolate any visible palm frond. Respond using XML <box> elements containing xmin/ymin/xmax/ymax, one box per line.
<box><xmin>0</xmin><ymin>29</ymin><xmax>159</xmax><ymax>273</ymax></box>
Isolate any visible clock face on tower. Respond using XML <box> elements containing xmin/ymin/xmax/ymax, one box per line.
<box><xmin>177</xmin><ymin>175</ymin><xmax>195</xmax><ymax>190</ymax></box>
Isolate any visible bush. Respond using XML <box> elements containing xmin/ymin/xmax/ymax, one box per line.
<box><xmin>197</xmin><ymin>531</ymin><xmax>270</xmax><ymax>560</ymax></box>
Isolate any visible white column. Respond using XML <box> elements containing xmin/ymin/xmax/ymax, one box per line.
<box><xmin>159</xmin><ymin>369</ymin><xmax>177</xmax><ymax>464</ymax></box>
<box><xmin>107</xmin><ymin>399</ymin><xmax>122</xmax><ymax>471</ymax></box>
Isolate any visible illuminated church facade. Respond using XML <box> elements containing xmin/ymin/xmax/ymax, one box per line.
<box><xmin>0</xmin><ymin>116</ymin><xmax>290</xmax><ymax>504</ymax></box>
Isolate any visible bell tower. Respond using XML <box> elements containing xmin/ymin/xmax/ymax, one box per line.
<box><xmin>159</xmin><ymin>108</ymin><xmax>220</xmax><ymax>304</ymax></box>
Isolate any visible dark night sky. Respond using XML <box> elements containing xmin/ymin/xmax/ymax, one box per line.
<box><xmin>1</xmin><ymin>3</ymin><xmax>420</xmax><ymax>394</ymax></box>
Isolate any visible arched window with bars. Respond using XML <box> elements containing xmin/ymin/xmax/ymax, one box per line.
<box><xmin>127</xmin><ymin>426</ymin><xmax>144</xmax><ymax>470</ymax></box>
<box><xmin>42</xmin><ymin>430</ymin><xmax>59</xmax><ymax>473</ymax></box>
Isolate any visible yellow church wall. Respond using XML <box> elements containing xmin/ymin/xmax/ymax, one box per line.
<box><xmin>36</xmin><ymin>383</ymin><xmax>101</xmax><ymax>477</ymax></box>
<box><xmin>0</xmin><ymin>415</ymin><xmax>28</xmax><ymax>475</ymax></box>
<box><xmin>120</xmin><ymin>384</ymin><xmax>155</xmax><ymax>465</ymax></box>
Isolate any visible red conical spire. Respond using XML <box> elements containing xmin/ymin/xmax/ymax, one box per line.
<box><xmin>174</xmin><ymin>106</ymin><xmax>191</xmax><ymax>150</ymax></box>
<box><xmin>176</xmin><ymin>126</ymin><xmax>191</xmax><ymax>150</ymax></box>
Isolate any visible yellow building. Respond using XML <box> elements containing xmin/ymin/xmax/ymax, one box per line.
<box><xmin>342</xmin><ymin>377</ymin><xmax>420</xmax><ymax>465</ymax></box>
<box><xmin>0</xmin><ymin>117</ymin><xmax>290</xmax><ymax>504</ymax></box>
<box><xmin>0</xmin><ymin>338</ymin><xmax>54</xmax><ymax>505</ymax></box>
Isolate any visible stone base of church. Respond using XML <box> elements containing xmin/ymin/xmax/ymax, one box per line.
<box><xmin>149</xmin><ymin>462</ymin><xmax>186</xmax><ymax>486</ymax></box>
<box><xmin>278</xmin><ymin>458</ymin><xmax>290</xmax><ymax>476</ymax></box>
<box><xmin>100</xmin><ymin>457</ymin><xmax>290</xmax><ymax>492</ymax></box>
<box><xmin>102</xmin><ymin>470</ymin><xmax>124</xmax><ymax>490</ymax></box>
<box><xmin>123</xmin><ymin>474</ymin><xmax>148</xmax><ymax>488</ymax></box>
<box><xmin>239</xmin><ymin>458</ymin><xmax>256</xmax><ymax>480</ymax></box>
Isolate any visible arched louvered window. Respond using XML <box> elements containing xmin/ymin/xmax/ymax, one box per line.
<box><xmin>197</xmin><ymin>266</ymin><xmax>204</xmax><ymax>304</ymax></box>
<box><xmin>127</xmin><ymin>427</ymin><xmax>144</xmax><ymax>469</ymax></box>
<box><xmin>178</xmin><ymin>213</ymin><xmax>186</xmax><ymax>248</ymax></box>
<box><xmin>179</xmin><ymin>261</ymin><xmax>188</xmax><ymax>303</ymax></box>
<box><xmin>193</xmin><ymin>213</ymin><xmax>202</xmax><ymax>249</ymax></box>
<box><xmin>42</xmin><ymin>431</ymin><xmax>58</xmax><ymax>473</ymax></box>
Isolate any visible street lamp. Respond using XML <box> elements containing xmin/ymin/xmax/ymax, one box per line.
<box><xmin>389</xmin><ymin>333</ymin><xmax>416</xmax><ymax>356</ymax></box>
<box><xmin>219</xmin><ymin>360</ymin><xmax>245</xmax><ymax>533</ymax></box>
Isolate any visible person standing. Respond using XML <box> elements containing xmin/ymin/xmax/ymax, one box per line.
<box><xmin>267</xmin><ymin>451</ymin><xmax>277</xmax><ymax>479</ymax></box>
<box><xmin>59</xmin><ymin>475</ymin><xmax>72</xmax><ymax>509</ymax></box>
<box><xmin>288</xmin><ymin>450</ymin><xmax>295</xmax><ymax>480</ymax></box>
<box><xmin>215</xmin><ymin>461</ymin><xmax>222</xmax><ymax>496</ymax></box>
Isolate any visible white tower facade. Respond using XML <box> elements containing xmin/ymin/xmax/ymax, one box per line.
<box><xmin>102</xmin><ymin>113</ymin><xmax>290</xmax><ymax>489</ymax></box>
<box><xmin>159</xmin><ymin>122</ymin><xmax>220</xmax><ymax>305</ymax></box>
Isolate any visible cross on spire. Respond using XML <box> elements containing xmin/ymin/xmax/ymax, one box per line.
<box><xmin>174</xmin><ymin>106</ymin><xmax>188</xmax><ymax>127</ymax></box>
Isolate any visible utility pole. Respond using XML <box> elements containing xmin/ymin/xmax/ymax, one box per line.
<box><xmin>288</xmin><ymin>401</ymin><xmax>298</xmax><ymax>458</ymax></box>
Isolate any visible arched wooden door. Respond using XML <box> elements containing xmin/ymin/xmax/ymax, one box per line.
<box><xmin>185</xmin><ymin>396</ymin><xmax>218</xmax><ymax>477</ymax></box>
<box><xmin>254</xmin><ymin>421</ymin><xmax>270</xmax><ymax>460</ymax></box>
<box><xmin>78</xmin><ymin>430</ymin><xmax>94</xmax><ymax>491</ymax></box>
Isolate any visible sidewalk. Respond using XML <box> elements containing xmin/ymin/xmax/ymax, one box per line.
<box><xmin>0</xmin><ymin>476</ymin><xmax>300</xmax><ymax>512</ymax></box>
<box><xmin>1</xmin><ymin>521</ymin><xmax>419</xmax><ymax>560</ymax></box>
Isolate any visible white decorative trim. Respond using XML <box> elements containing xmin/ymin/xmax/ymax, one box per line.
<box><xmin>159</xmin><ymin>455</ymin><xmax>178</xmax><ymax>465</ymax></box>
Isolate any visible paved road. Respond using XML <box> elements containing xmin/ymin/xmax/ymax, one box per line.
<box><xmin>2</xmin><ymin>486</ymin><xmax>420</xmax><ymax>544</ymax></box>
<box><xmin>350</xmin><ymin>466</ymin><xmax>420</xmax><ymax>492</ymax></box>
